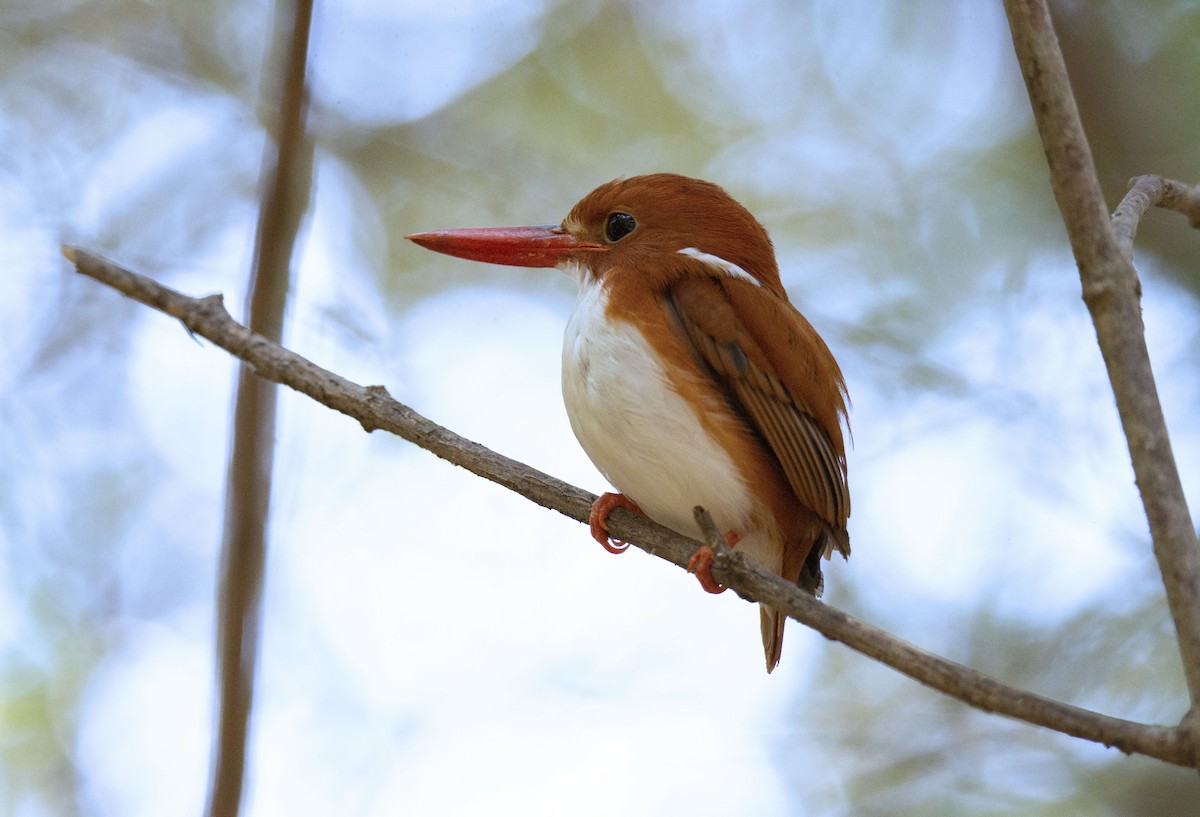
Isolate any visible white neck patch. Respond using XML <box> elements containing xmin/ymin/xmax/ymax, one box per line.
<box><xmin>677</xmin><ymin>247</ymin><xmax>760</xmax><ymax>287</ymax></box>
<box><xmin>559</xmin><ymin>258</ymin><xmax>595</xmax><ymax>289</ymax></box>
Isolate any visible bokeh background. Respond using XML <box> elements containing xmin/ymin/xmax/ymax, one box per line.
<box><xmin>4</xmin><ymin>0</ymin><xmax>1200</xmax><ymax>814</ymax></box>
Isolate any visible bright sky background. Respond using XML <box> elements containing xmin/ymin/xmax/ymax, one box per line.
<box><xmin>4</xmin><ymin>1</ymin><xmax>1200</xmax><ymax>815</ymax></box>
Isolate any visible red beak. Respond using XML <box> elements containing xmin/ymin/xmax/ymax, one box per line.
<box><xmin>406</xmin><ymin>225</ymin><xmax>604</xmax><ymax>269</ymax></box>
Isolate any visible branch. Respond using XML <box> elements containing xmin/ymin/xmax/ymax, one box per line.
<box><xmin>1005</xmin><ymin>0</ymin><xmax>1200</xmax><ymax>743</ymax></box>
<box><xmin>62</xmin><ymin>246</ymin><xmax>1195</xmax><ymax>769</ymax></box>
<box><xmin>208</xmin><ymin>1</ymin><xmax>315</xmax><ymax>816</ymax></box>
<box><xmin>1112</xmin><ymin>175</ymin><xmax>1200</xmax><ymax>260</ymax></box>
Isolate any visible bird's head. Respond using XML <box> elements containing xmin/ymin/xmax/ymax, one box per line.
<box><xmin>408</xmin><ymin>173</ymin><xmax>782</xmax><ymax>293</ymax></box>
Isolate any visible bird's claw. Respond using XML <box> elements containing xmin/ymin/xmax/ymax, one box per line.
<box><xmin>687</xmin><ymin>546</ymin><xmax>728</xmax><ymax>594</ymax></box>
<box><xmin>588</xmin><ymin>492</ymin><xmax>644</xmax><ymax>554</ymax></box>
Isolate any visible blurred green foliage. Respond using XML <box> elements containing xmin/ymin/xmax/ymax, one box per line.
<box><xmin>3</xmin><ymin>0</ymin><xmax>1200</xmax><ymax>815</ymax></box>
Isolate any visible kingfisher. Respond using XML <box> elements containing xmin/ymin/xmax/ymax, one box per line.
<box><xmin>409</xmin><ymin>173</ymin><xmax>850</xmax><ymax>672</ymax></box>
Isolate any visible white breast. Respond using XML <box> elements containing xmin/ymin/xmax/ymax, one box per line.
<box><xmin>560</xmin><ymin>269</ymin><xmax>755</xmax><ymax>543</ymax></box>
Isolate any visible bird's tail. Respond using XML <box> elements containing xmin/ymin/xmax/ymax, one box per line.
<box><xmin>761</xmin><ymin>606</ymin><xmax>785</xmax><ymax>673</ymax></box>
<box><xmin>764</xmin><ymin>527</ymin><xmax>848</xmax><ymax>671</ymax></box>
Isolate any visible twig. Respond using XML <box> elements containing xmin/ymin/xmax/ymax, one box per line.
<box><xmin>692</xmin><ymin>506</ymin><xmax>725</xmax><ymax>550</ymax></box>
<box><xmin>62</xmin><ymin>246</ymin><xmax>1195</xmax><ymax>768</ymax></box>
<box><xmin>1005</xmin><ymin>0</ymin><xmax>1200</xmax><ymax>750</ymax></box>
<box><xmin>692</xmin><ymin>505</ymin><xmax>733</xmax><ymax>582</ymax></box>
<box><xmin>1112</xmin><ymin>175</ymin><xmax>1200</xmax><ymax>260</ymax></box>
<box><xmin>208</xmin><ymin>1</ymin><xmax>315</xmax><ymax>816</ymax></box>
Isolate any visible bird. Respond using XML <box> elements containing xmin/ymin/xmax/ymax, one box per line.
<box><xmin>407</xmin><ymin>173</ymin><xmax>850</xmax><ymax>672</ymax></box>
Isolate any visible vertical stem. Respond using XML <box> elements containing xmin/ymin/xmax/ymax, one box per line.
<box><xmin>206</xmin><ymin>1</ymin><xmax>315</xmax><ymax>814</ymax></box>
<box><xmin>1003</xmin><ymin>0</ymin><xmax>1200</xmax><ymax>738</ymax></box>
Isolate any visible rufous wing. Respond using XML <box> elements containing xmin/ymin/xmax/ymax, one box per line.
<box><xmin>665</xmin><ymin>275</ymin><xmax>850</xmax><ymax>564</ymax></box>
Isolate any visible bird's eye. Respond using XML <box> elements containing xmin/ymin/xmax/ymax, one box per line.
<box><xmin>605</xmin><ymin>212</ymin><xmax>637</xmax><ymax>242</ymax></box>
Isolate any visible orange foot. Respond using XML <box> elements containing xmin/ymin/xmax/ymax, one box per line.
<box><xmin>589</xmin><ymin>492</ymin><xmax>645</xmax><ymax>554</ymax></box>
<box><xmin>686</xmin><ymin>531</ymin><xmax>740</xmax><ymax>594</ymax></box>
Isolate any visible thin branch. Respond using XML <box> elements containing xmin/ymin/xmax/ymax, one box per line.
<box><xmin>62</xmin><ymin>246</ymin><xmax>1195</xmax><ymax>769</ymax></box>
<box><xmin>1113</xmin><ymin>175</ymin><xmax>1200</xmax><ymax>260</ymax></box>
<box><xmin>1004</xmin><ymin>0</ymin><xmax>1200</xmax><ymax>745</ymax></box>
<box><xmin>693</xmin><ymin>506</ymin><xmax>726</xmax><ymax>551</ymax></box>
<box><xmin>208</xmin><ymin>1</ymin><xmax>314</xmax><ymax>816</ymax></box>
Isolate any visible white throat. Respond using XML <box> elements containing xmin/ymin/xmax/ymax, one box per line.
<box><xmin>558</xmin><ymin>274</ymin><xmax>758</xmax><ymax>548</ymax></box>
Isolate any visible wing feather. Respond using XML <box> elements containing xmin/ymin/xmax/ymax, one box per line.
<box><xmin>666</xmin><ymin>275</ymin><xmax>849</xmax><ymax>552</ymax></box>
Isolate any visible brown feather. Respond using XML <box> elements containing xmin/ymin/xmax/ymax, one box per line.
<box><xmin>565</xmin><ymin>174</ymin><xmax>851</xmax><ymax>671</ymax></box>
<box><xmin>666</xmin><ymin>275</ymin><xmax>850</xmax><ymax>545</ymax></box>
<box><xmin>410</xmin><ymin>173</ymin><xmax>851</xmax><ymax>671</ymax></box>
<box><xmin>662</xmin><ymin>274</ymin><xmax>848</xmax><ymax>673</ymax></box>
